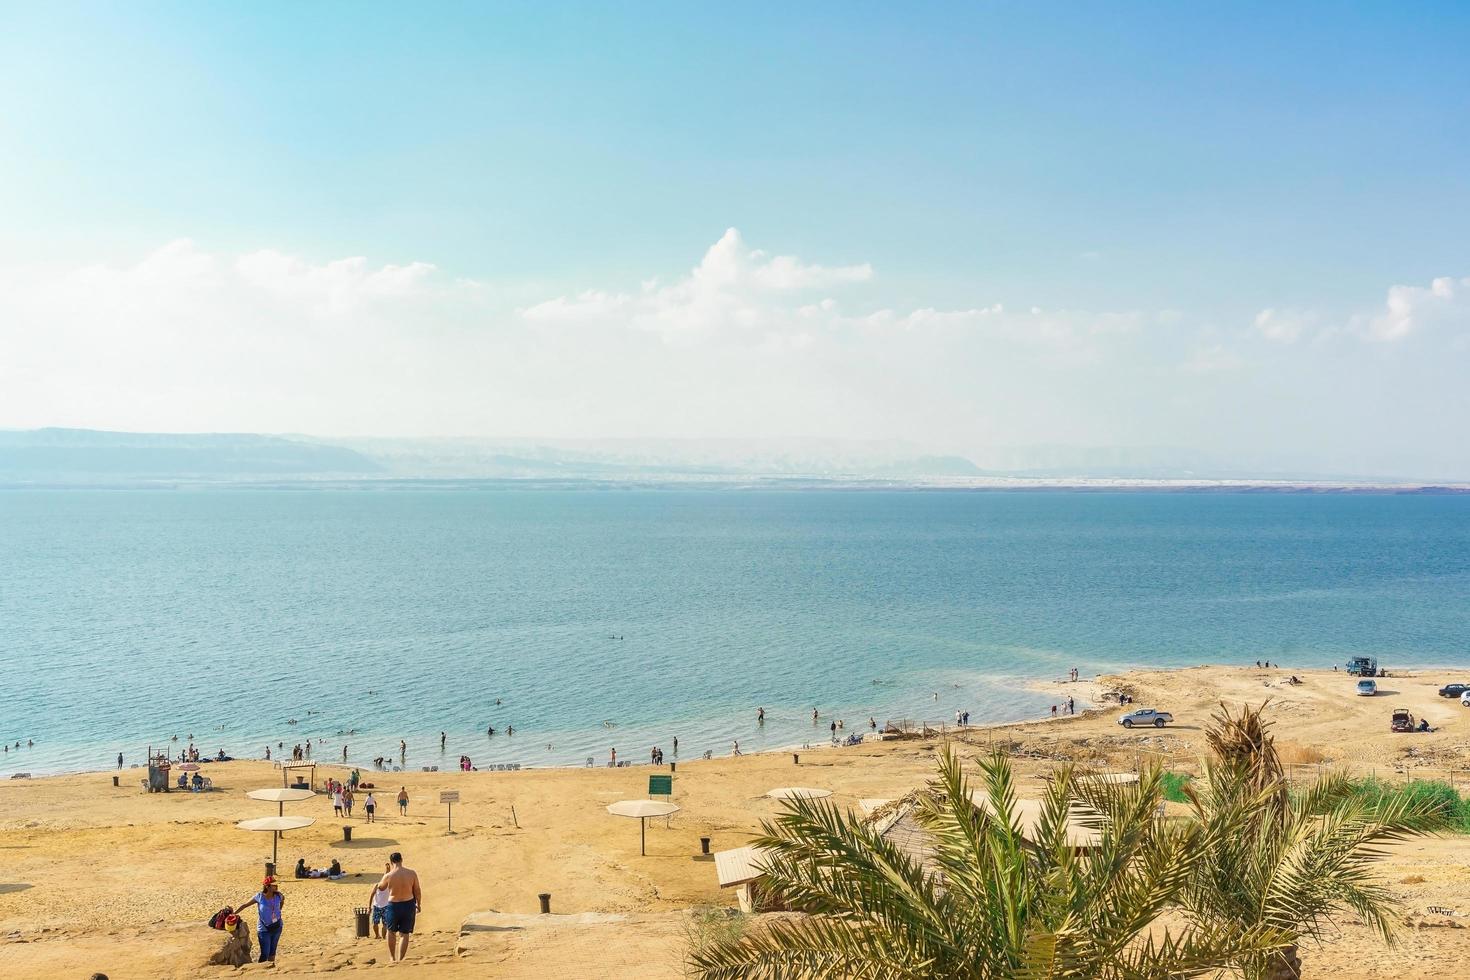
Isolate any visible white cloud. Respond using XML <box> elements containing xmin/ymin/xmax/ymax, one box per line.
<box><xmin>1368</xmin><ymin>275</ymin><xmax>1468</xmax><ymax>342</ymax></box>
<box><xmin>520</xmin><ymin>228</ymin><xmax>1144</xmax><ymax>357</ymax></box>
<box><xmin>520</xmin><ymin>227</ymin><xmax>873</xmax><ymax>341</ymax></box>
<box><xmin>1253</xmin><ymin>307</ymin><xmax>1312</xmax><ymax>343</ymax></box>
<box><xmin>2</xmin><ymin>233</ymin><xmax>1467</xmax><ymax>477</ymax></box>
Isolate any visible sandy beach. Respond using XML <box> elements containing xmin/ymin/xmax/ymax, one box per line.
<box><xmin>3</xmin><ymin>664</ymin><xmax>1469</xmax><ymax>977</ymax></box>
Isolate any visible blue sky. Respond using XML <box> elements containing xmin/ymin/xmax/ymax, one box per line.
<box><xmin>2</xmin><ymin>3</ymin><xmax>1468</xmax><ymax>477</ymax></box>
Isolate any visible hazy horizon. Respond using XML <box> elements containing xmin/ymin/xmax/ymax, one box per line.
<box><xmin>3</xmin><ymin>5</ymin><xmax>1468</xmax><ymax>478</ymax></box>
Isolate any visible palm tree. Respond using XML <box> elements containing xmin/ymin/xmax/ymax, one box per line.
<box><xmin>1181</xmin><ymin>702</ymin><xmax>1445</xmax><ymax>980</ymax></box>
<box><xmin>689</xmin><ymin>748</ymin><xmax>1282</xmax><ymax>979</ymax></box>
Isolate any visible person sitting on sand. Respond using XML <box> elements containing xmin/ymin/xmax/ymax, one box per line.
<box><xmin>294</xmin><ymin>858</ymin><xmax>309</xmax><ymax>879</ymax></box>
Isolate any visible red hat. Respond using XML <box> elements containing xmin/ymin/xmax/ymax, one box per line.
<box><xmin>262</xmin><ymin>874</ymin><xmax>276</xmax><ymax>886</ymax></box>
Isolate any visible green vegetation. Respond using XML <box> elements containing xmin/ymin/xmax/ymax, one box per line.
<box><xmin>1161</xmin><ymin>770</ymin><xmax>1193</xmax><ymax>802</ymax></box>
<box><xmin>690</xmin><ymin>750</ymin><xmax>1283</xmax><ymax>979</ymax></box>
<box><xmin>689</xmin><ymin>703</ymin><xmax>1445</xmax><ymax>980</ymax></box>
<box><xmin>683</xmin><ymin>907</ymin><xmax>751</xmax><ymax>979</ymax></box>
<box><xmin>1341</xmin><ymin>777</ymin><xmax>1470</xmax><ymax>833</ymax></box>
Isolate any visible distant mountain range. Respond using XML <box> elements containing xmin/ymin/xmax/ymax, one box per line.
<box><xmin>0</xmin><ymin>428</ymin><xmax>1464</xmax><ymax>488</ymax></box>
<box><xmin>0</xmin><ymin>428</ymin><xmax>382</xmax><ymax>482</ymax></box>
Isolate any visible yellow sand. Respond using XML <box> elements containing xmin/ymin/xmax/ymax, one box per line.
<box><xmin>2</xmin><ymin>665</ymin><xmax>1468</xmax><ymax>977</ymax></box>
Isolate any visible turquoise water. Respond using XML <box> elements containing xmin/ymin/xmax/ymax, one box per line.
<box><xmin>2</xmin><ymin>490</ymin><xmax>1468</xmax><ymax>775</ymax></box>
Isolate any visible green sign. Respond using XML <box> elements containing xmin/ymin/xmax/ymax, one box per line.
<box><xmin>649</xmin><ymin>775</ymin><xmax>673</xmax><ymax>797</ymax></box>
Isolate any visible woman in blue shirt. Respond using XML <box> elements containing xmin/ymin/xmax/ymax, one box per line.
<box><xmin>235</xmin><ymin>875</ymin><xmax>286</xmax><ymax>962</ymax></box>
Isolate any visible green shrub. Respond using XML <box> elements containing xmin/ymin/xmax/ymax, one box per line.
<box><xmin>1340</xmin><ymin>777</ymin><xmax>1470</xmax><ymax>833</ymax></box>
<box><xmin>1160</xmin><ymin>771</ymin><xmax>1193</xmax><ymax>803</ymax></box>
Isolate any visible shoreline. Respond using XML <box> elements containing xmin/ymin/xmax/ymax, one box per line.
<box><xmin>8</xmin><ymin>662</ymin><xmax>1459</xmax><ymax>782</ymax></box>
<box><xmin>4</xmin><ymin>662</ymin><xmax>1470</xmax><ymax>978</ymax></box>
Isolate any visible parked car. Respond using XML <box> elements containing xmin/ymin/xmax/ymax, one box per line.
<box><xmin>1439</xmin><ymin>683</ymin><xmax>1470</xmax><ymax>698</ymax></box>
<box><xmin>1118</xmin><ymin>708</ymin><xmax>1173</xmax><ymax>729</ymax></box>
<box><xmin>1461</xmin><ymin>691</ymin><xmax>1470</xmax><ymax>707</ymax></box>
<box><xmin>1346</xmin><ymin>656</ymin><xmax>1379</xmax><ymax>677</ymax></box>
<box><xmin>1390</xmin><ymin>708</ymin><xmax>1415</xmax><ymax>732</ymax></box>
<box><xmin>1356</xmin><ymin>678</ymin><xmax>1378</xmax><ymax>696</ymax></box>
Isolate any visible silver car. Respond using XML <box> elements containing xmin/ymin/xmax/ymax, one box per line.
<box><xmin>1118</xmin><ymin>708</ymin><xmax>1173</xmax><ymax>729</ymax></box>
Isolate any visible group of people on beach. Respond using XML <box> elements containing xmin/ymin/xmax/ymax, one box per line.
<box><xmin>1050</xmin><ymin>696</ymin><xmax>1077</xmax><ymax>717</ymax></box>
<box><xmin>221</xmin><ymin>853</ymin><xmax>422</xmax><ymax>965</ymax></box>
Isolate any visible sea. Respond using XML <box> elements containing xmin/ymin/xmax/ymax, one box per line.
<box><xmin>2</xmin><ymin>488</ymin><xmax>1468</xmax><ymax>776</ymax></box>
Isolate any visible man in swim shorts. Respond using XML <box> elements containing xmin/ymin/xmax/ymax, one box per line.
<box><xmin>374</xmin><ymin>851</ymin><xmax>422</xmax><ymax>963</ymax></box>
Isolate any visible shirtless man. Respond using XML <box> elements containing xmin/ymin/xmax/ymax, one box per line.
<box><xmin>373</xmin><ymin>851</ymin><xmax>422</xmax><ymax>962</ymax></box>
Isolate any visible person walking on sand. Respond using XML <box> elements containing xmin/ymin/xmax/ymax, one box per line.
<box><xmin>609</xmin><ymin>747</ymin><xmax>617</xmax><ymax>767</ymax></box>
<box><xmin>116</xmin><ymin>752</ymin><xmax>123</xmax><ymax>769</ymax></box>
<box><xmin>369</xmin><ymin>861</ymin><xmax>392</xmax><ymax>939</ymax></box>
<box><xmin>364</xmin><ymin>792</ymin><xmax>376</xmax><ymax>823</ymax></box>
<box><xmin>343</xmin><ymin>786</ymin><xmax>354</xmax><ymax>818</ymax></box>
<box><xmin>332</xmin><ymin>785</ymin><xmax>344</xmax><ymax>817</ymax></box>
<box><xmin>397</xmin><ymin>786</ymin><xmax>409</xmax><ymax>816</ymax></box>
<box><xmin>374</xmin><ymin>851</ymin><xmax>422</xmax><ymax>963</ymax></box>
<box><xmin>732</xmin><ymin>740</ymin><xmax>742</xmax><ymax>756</ymax></box>
<box><xmin>234</xmin><ymin>874</ymin><xmax>285</xmax><ymax>963</ymax></box>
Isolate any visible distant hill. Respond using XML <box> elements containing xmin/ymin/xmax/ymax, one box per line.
<box><xmin>0</xmin><ymin>428</ymin><xmax>382</xmax><ymax>483</ymax></box>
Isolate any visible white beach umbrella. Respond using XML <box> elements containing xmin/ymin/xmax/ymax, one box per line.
<box><xmin>247</xmin><ymin>787</ymin><xmax>316</xmax><ymax>816</ymax></box>
<box><xmin>765</xmin><ymin>787</ymin><xmax>833</xmax><ymax>801</ymax></box>
<box><xmin>605</xmin><ymin>799</ymin><xmax>680</xmax><ymax>855</ymax></box>
<box><xmin>237</xmin><ymin>814</ymin><xmax>315</xmax><ymax>865</ymax></box>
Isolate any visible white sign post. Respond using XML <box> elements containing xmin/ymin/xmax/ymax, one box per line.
<box><xmin>440</xmin><ymin>790</ymin><xmax>460</xmax><ymax>833</ymax></box>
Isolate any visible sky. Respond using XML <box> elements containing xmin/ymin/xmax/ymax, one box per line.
<box><xmin>1</xmin><ymin>2</ymin><xmax>1468</xmax><ymax>478</ymax></box>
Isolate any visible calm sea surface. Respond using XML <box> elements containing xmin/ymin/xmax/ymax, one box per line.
<box><xmin>2</xmin><ymin>489</ymin><xmax>1468</xmax><ymax>775</ymax></box>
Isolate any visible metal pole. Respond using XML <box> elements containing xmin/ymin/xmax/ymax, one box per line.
<box><xmin>273</xmin><ymin>831</ymin><xmax>279</xmax><ymax>866</ymax></box>
<box><xmin>641</xmin><ymin>817</ymin><xmax>647</xmax><ymax>856</ymax></box>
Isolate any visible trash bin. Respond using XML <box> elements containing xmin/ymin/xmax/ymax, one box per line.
<box><xmin>354</xmin><ymin>907</ymin><xmax>370</xmax><ymax>938</ymax></box>
<box><xmin>342</xmin><ymin>825</ymin><xmax>353</xmax><ymax>842</ymax></box>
